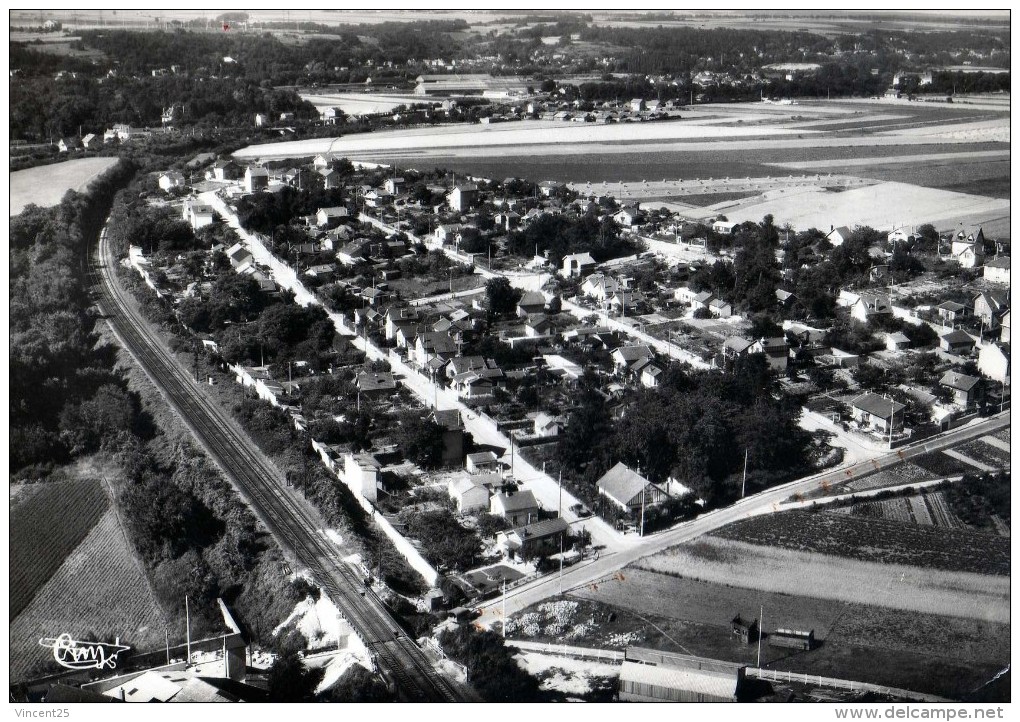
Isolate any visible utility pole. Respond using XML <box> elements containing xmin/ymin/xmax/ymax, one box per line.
<box><xmin>757</xmin><ymin>605</ymin><xmax>763</xmax><ymax>668</ymax></box>
<box><xmin>185</xmin><ymin>595</ymin><xmax>192</xmax><ymax>666</ymax></box>
<box><xmin>501</xmin><ymin>578</ymin><xmax>507</xmax><ymax>638</ymax></box>
<box><xmin>741</xmin><ymin>448</ymin><xmax>749</xmax><ymax>498</ymax></box>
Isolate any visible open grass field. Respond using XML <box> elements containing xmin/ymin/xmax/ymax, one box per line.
<box><xmin>10</xmin><ymin>157</ymin><xmax>120</xmax><ymax>216</ymax></box>
<box><xmin>9</xmin><ymin>509</ymin><xmax>167</xmax><ymax>683</ymax></box>
<box><xmin>711</xmin><ymin>510</ymin><xmax>1009</xmax><ymax>576</ymax></box>
<box><xmin>508</xmin><ymin>571</ymin><xmax>1008</xmax><ymax>698</ymax></box>
<box><xmin>10</xmin><ymin>478</ymin><xmax>110</xmax><ymax>620</ymax></box>
<box><xmin>633</xmin><ymin>535</ymin><xmax>1007</xmax><ymax>623</ymax></box>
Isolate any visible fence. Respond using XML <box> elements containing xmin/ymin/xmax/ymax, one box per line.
<box><xmin>748</xmin><ymin>667</ymin><xmax>947</xmax><ymax>703</ymax></box>
<box><xmin>504</xmin><ymin>639</ymin><xmax>625</xmax><ymax>664</ymax></box>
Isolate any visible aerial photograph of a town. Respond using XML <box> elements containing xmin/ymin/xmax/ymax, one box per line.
<box><xmin>7</xmin><ymin>7</ymin><xmax>1012</xmax><ymax>711</ymax></box>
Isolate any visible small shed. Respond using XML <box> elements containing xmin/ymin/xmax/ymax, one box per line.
<box><xmin>769</xmin><ymin>628</ymin><xmax>815</xmax><ymax>651</ymax></box>
<box><xmin>731</xmin><ymin>614</ymin><xmax>759</xmax><ymax>645</ymax></box>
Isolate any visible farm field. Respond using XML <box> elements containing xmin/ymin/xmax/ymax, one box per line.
<box><xmin>723</xmin><ymin>181</ymin><xmax>1009</xmax><ymax>238</ymax></box>
<box><xmin>10</xmin><ymin>478</ymin><xmax>110</xmax><ymax>619</ymax></box>
<box><xmin>9</xmin><ymin>509</ymin><xmax>167</xmax><ymax>683</ymax></box>
<box><xmin>9</xmin><ymin>157</ymin><xmax>120</xmax><ymax>216</ymax></box>
<box><xmin>634</xmin><ymin>536</ymin><xmax>1008</xmax><ymax>622</ymax></box>
<box><xmin>711</xmin><ymin>510</ymin><xmax>1009</xmax><ymax>576</ymax></box>
<box><xmin>956</xmin><ymin>439</ymin><xmax>1012</xmax><ymax>468</ymax></box>
<box><xmin>912</xmin><ymin>450</ymin><xmax>981</xmax><ymax>476</ymax></box>
<box><xmin>832</xmin><ymin>491</ymin><xmax>966</xmax><ymax>529</ymax></box>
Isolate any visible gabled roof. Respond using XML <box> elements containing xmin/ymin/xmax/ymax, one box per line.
<box><xmin>938</xmin><ymin>301</ymin><xmax>966</xmax><ymax>312</ymax></box>
<box><xmin>518</xmin><ymin>291</ymin><xmax>546</xmax><ymax>307</ymax></box>
<box><xmin>467</xmin><ymin>451</ymin><xmax>498</xmax><ymax>465</ymax></box>
<box><xmin>596</xmin><ymin>462</ymin><xmax>660</xmax><ymax>507</ymax></box>
<box><xmin>357</xmin><ymin>371</ymin><xmax>396</xmax><ymax>392</ymax></box>
<box><xmin>940</xmin><ymin>329</ymin><xmax>975</xmax><ymax>345</ymax></box>
<box><xmin>886</xmin><ymin>331</ymin><xmax>910</xmax><ymax>344</ymax></box>
<box><xmin>508</xmin><ymin>516</ymin><xmax>568</xmax><ymax>540</ymax></box>
<box><xmin>851</xmin><ymin>392</ymin><xmax>906</xmax><ymax>419</ymax></box>
<box><xmin>613</xmin><ymin>344</ymin><xmax>653</xmax><ymax>362</ymax></box>
<box><xmin>985</xmin><ymin>255</ymin><xmax>1010</xmax><ymax>270</ymax></box>
<box><xmin>940</xmin><ymin>370</ymin><xmax>980</xmax><ymax>392</ymax></box>
<box><xmin>493</xmin><ymin>490</ymin><xmax>538</xmax><ymax>513</ymax></box>
<box><xmin>432</xmin><ymin>408</ymin><xmax>462</xmax><ymax>430</ymax></box>
<box><xmin>724</xmin><ymin>336</ymin><xmax>753</xmax><ymax>353</ymax></box>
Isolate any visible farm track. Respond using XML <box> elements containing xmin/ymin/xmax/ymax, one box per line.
<box><xmin>90</xmin><ymin>230</ymin><xmax>461</xmax><ymax>702</ymax></box>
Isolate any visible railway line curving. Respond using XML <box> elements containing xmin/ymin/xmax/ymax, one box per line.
<box><xmin>90</xmin><ymin>228</ymin><xmax>461</xmax><ymax>703</ymax></box>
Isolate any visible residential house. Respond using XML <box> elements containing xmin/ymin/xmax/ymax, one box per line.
<box><xmin>383</xmin><ymin>177</ymin><xmax>406</xmax><ymax>195</ymax></box>
<box><xmin>850</xmin><ymin>393</ymin><xmax>906</xmax><ymax>435</ymax></box>
<box><xmin>596</xmin><ymin>462</ymin><xmax>670</xmax><ymax>515</ymax></box>
<box><xmin>321</xmin><ymin>106</ymin><xmax>345</xmax><ymax>125</ymax></box>
<box><xmin>319</xmin><ymin>168</ymin><xmax>341</xmax><ymax>189</ymax></box>
<box><xmin>582</xmin><ymin>273</ymin><xmax>620</xmax><ymax>301</ymax></box>
<box><xmin>315</xmin><ymin>206</ymin><xmax>348</xmax><ymax>228</ymax></box>
<box><xmin>950</xmin><ymin>226</ymin><xmax>986</xmax><ymax>268</ymax></box>
<box><xmin>629</xmin><ymin>98</ymin><xmax>646</xmax><ymax>112</ymax></box>
<box><xmin>640</xmin><ymin>363</ymin><xmax>664</xmax><ymax>388</ymax></box>
<box><xmin>447</xmin><ymin>476</ymin><xmax>490</xmax><ymax>514</ymax></box>
<box><xmin>360</xmin><ymin>286</ymin><xmax>390</xmax><ymax>306</ymax></box>
<box><xmin>708</xmin><ymin>298</ymin><xmax>732</xmax><ymax>318</ymax></box>
<box><xmin>939</xmin><ymin>329</ymin><xmax>976</xmax><ymax>355</ymax></box>
<box><xmin>496</xmin><ymin>517</ymin><xmax>568</xmax><ymax>561</ymax></box>
<box><xmin>850</xmin><ymin>294</ymin><xmax>891</xmax><ymax>323</ymax></box>
<box><xmin>186</xmin><ymin>202</ymin><xmax>215</xmax><ymax>230</ymax></box>
<box><xmin>538</xmin><ymin>180</ymin><xmax>565</xmax><ymax>197</ymax></box>
<box><xmin>385</xmin><ymin>307</ymin><xmax>422</xmax><ymax>340</ymax></box>
<box><xmin>612</xmin><ymin>345</ymin><xmax>654</xmax><ymax>374</ymax></box>
<box><xmin>158</xmin><ymin>171</ymin><xmax>185</xmax><ymax>191</ymax></box>
<box><xmin>516</xmin><ymin>291</ymin><xmax>547</xmax><ymax>318</ymax></box>
<box><xmin>226</xmin><ymin>242</ymin><xmax>253</xmax><ymax>272</ymax></box>
<box><xmin>81</xmin><ymin>133</ymin><xmax>99</xmax><ymax>150</ymax></box>
<box><xmin>452</xmin><ymin>370</ymin><xmax>498</xmax><ymax>398</ymax></box>
<box><xmin>885</xmin><ymin>332</ymin><xmax>911</xmax><ymax>352</ymax></box>
<box><xmin>356</xmin><ymin>371</ymin><xmax>397</xmax><ymax>399</ymax></box>
<box><xmin>337</xmin><ymin>238</ymin><xmax>375</xmax><ymax>267</ymax></box>
<box><xmin>749</xmin><ymin>337</ymin><xmax>789</xmax><ymax>371</ymax></box>
<box><xmin>432</xmin><ymin>409</ymin><xmax>465</xmax><ymax>466</ymax></box>
<box><xmin>614</xmin><ymin>207</ymin><xmax>644</xmax><ymax>227</ymax></box>
<box><xmin>972</xmin><ymin>291</ymin><xmax>1009</xmax><ymax>329</ymax></box>
<box><xmin>937</xmin><ymin>300</ymin><xmax>969</xmax><ymax>325</ymax></box>
<box><xmin>713</xmin><ymin>220</ymin><xmax>738</xmax><ymax>235</ymax></box>
<box><xmin>887</xmin><ymin>226</ymin><xmax>916</xmax><ymax>245</ymax></box>
<box><xmin>58</xmin><ymin>137</ymin><xmax>82</xmax><ymax>153</ymax></box>
<box><xmin>434</xmin><ymin>224</ymin><xmax>464</xmax><ymax>245</ymax></box>
<box><xmin>984</xmin><ymin>256</ymin><xmax>1010</xmax><ymax>285</ymax></box>
<box><xmin>940</xmin><ymin>371</ymin><xmax>982</xmax><ymax>408</ymax></box>
<box><xmin>343</xmin><ymin>453</ymin><xmax>380</xmax><ymax>502</ymax></box>
<box><xmin>447</xmin><ymin>184</ymin><xmax>479</xmax><ymax>212</ymax></box>
<box><xmin>978</xmin><ymin>343</ymin><xmax>1010</xmax><ymax>383</ymax></box>
<box><xmin>723</xmin><ymin>336</ymin><xmax>753</xmax><ymax>359</ymax></box>
<box><xmin>414</xmin><ymin>332</ymin><xmax>458</xmax><ymax>366</ymax></box>
<box><xmin>466</xmin><ymin>450</ymin><xmax>500</xmax><ymax>474</ymax></box>
<box><xmin>1002</xmin><ymin>310</ymin><xmax>1011</xmax><ymax>344</ymax></box>
<box><xmin>210</xmin><ymin>159</ymin><xmax>241</xmax><ymax>182</ymax></box>
<box><xmin>489</xmin><ymin>490</ymin><xmax>540</xmax><ymax>526</ymax></box>
<box><xmin>561</xmin><ymin>252</ymin><xmax>597</xmax><ymax>278</ymax></box>
<box><xmin>826</xmin><ymin>226</ymin><xmax>852</xmax><ymax>247</ymax></box>
<box><xmin>775</xmin><ymin>289</ymin><xmax>797</xmax><ymax>310</ymax></box>
<box><xmin>244</xmin><ymin>166</ymin><xmax>269</xmax><ymax>193</ymax></box>
<box><xmin>312</xmin><ymin>153</ymin><xmax>336</xmax><ymax>170</ymax></box>
<box><xmin>533</xmin><ymin>412</ymin><xmax>563</xmax><ymax>437</ymax></box>
<box><xmin>525</xmin><ymin>315</ymin><xmax>557</xmax><ymax>338</ymax></box>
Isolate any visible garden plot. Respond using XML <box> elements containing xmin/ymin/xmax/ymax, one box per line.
<box><xmin>710</xmin><ymin>510</ymin><xmax>1009</xmax><ymax>576</ymax></box>
<box><xmin>911</xmin><ymin>451</ymin><xmax>974</xmax><ymax>477</ymax></box>
<box><xmin>956</xmin><ymin>439</ymin><xmax>1011</xmax><ymax>469</ymax></box>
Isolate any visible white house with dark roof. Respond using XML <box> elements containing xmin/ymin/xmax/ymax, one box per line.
<box><xmin>447</xmin><ymin>183</ymin><xmax>479</xmax><ymax>212</ymax></box>
<box><xmin>850</xmin><ymin>393</ymin><xmax>905</xmax><ymax>435</ymax></box>
<box><xmin>940</xmin><ymin>370</ymin><xmax>981</xmax><ymax>408</ymax></box>
<box><xmin>561</xmin><ymin>252</ymin><xmax>597</xmax><ymax>278</ymax></box>
<box><xmin>447</xmin><ymin>476</ymin><xmax>490</xmax><ymax>514</ymax></box>
<box><xmin>978</xmin><ymin>343</ymin><xmax>1010</xmax><ymax>383</ymax></box>
<box><xmin>984</xmin><ymin>256</ymin><xmax>1010</xmax><ymax>285</ymax></box>
<box><xmin>489</xmin><ymin>489</ymin><xmax>539</xmax><ymax>526</ymax></box>
<box><xmin>826</xmin><ymin>226</ymin><xmax>852</xmax><ymax>247</ymax></box>
<box><xmin>612</xmin><ymin>344</ymin><xmax>654</xmax><ymax>373</ymax></box>
<box><xmin>950</xmin><ymin>226</ymin><xmax>985</xmax><ymax>268</ymax></box>
<box><xmin>244</xmin><ymin>166</ymin><xmax>269</xmax><ymax>193</ymax></box>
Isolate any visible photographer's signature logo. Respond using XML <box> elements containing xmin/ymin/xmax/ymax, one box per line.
<box><xmin>39</xmin><ymin>634</ymin><xmax>130</xmax><ymax>670</ymax></box>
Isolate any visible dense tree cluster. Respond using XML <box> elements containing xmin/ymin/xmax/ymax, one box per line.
<box><xmin>506</xmin><ymin>213</ymin><xmax>634</xmax><ymax>265</ymax></box>
<box><xmin>398</xmin><ymin>509</ymin><xmax>482</xmax><ymax>572</ymax></box>
<box><xmin>10</xmin><ymin>161</ymin><xmax>139</xmax><ymax>472</ymax></box>
<box><xmin>559</xmin><ymin>357</ymin><xmax>817</xmax><ymax>507</ymax></box>
<box><xmin>438</xmin><ymin>626</ymin><xmax>543</xmax><ymax>702</ymax></box>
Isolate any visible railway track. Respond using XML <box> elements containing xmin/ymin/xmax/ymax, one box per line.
<box><xmin>90</xmin><ymin>229</ymin><xmax>461</xmax><ymax>703</ymax></box>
